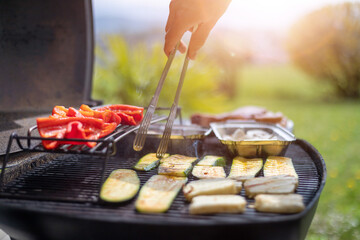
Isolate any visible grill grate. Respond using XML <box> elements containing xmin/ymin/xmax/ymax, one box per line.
<box><xmin>0</xmin><ymin>138</ymin><xmax>324</xmax><ymax>224</ymax></box>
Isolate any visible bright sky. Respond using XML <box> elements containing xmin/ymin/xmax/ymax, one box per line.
<box><xmin>93</xmin><ymin>0</ymin><xmax>358</xmax><ymax>30</ymax></box>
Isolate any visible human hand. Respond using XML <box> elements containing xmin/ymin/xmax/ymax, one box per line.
<box><xmin>164</xmin><ymin>0</ymin><xmax>231</xmax><ymax>60</ymax></box>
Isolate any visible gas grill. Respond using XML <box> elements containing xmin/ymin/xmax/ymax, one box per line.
<box><xmin>0</xmin><ymin>1</ymin><xmax>326</xmax><ymax>240</ymax></box>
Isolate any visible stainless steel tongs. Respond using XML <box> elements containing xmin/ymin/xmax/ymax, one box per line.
<box><xmin>133</xmin><ymin>38</ymin><xmax>193</xmax><ymax>157</ymax></box>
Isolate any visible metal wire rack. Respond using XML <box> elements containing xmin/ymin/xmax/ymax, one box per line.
<box><xmin>0</xmin><ymin>106</ymin><xmax>182</xmax><ymax>198</ymax></box>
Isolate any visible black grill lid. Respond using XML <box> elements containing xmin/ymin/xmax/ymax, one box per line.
<box><xmin>0</xmin><ymin>0</ymin><xmax>96</xmax><ymax>112</ymax></box>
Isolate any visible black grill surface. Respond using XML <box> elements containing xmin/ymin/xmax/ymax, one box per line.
<box><xmin>0</xmin><ymin>137</ymin><xmax>324</xmax><ymax>226</ymax></box>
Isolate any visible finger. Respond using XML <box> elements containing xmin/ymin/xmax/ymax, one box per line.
<box><xmin>179</xmin><ymin>40</ymin><xmax>187</xmax><ymax>54</ymax></box>
<box><xmin>188</xmin><ymin>21</ymin><xmax>216</xmax><ymax>60</ymax></box>
<box><xmin>165</xmin><ymin>1</ymin><xmax>176</xmax><ymax>33</ymax></box>
<box><xmin>164</xmin><ymin>19</ymin><xmax>192</xmax><ymax>56</ymax></box>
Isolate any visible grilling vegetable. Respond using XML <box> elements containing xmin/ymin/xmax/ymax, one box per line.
<box><xmin>254</xmin><ymin>194</ymin><xmax>305</xmax><ymax>213</ymax></box>
<box><xmin>158</xmin><ymin>162</ymin><xmax>193</xmax><ymax>177</ymax></box>
<box><xmin>183</xmin><ymin>179</ymin><xmax>237</xmax><ymax>201</ymax></box>
<box><xmin>134</xmin><ymin>153</ymin><xmax>170</xmax><ymax>171</ymax></box>
<box><xmin>192</xmin><ymin>166</ymin><xmax>226</xmax><ymax>179</ymax></box>
<box><xmin>160</xmin><ymin>154</ymin><xmax>197</xmax><ymax>164</ymax></box>
<box><xmin>228</xmin><ymin>157</ymin><xmax>263</xmax><ymax>182</ymax></box>
<box><xmin>96</xmin><ymin>104</ymin><xmax>144</xmax><ymax>125</ymax></box>
<box><xmin>189</xmin><ymin>195</ymin><xmax>246</xmax><ymax>215</ymax></box>
<box><xmin>79</xmin><ymin>104</ymin><xmax>122</xmax><ymax>125</ymax></box>
<box><xmin>196</xmin><ymin>155</ymin><xmax>225</xmax><ymax>167</ymax></box>
<box><xmin>100</xmin><ymin>169</ymin><xmax>140</xmax><ymax>203</ymax></box>
<box><xmin>135</xmin><ymin>175</ymin><xmax>187</xmax><ymax>213</ymax></box>
<box><xmin>244</xmin><ymin>175</ymin><xmax>298</xmax><ymax>198</ymax></box>
<box><xmin>37</xmin><ymin>104</ymin><xmax>144</xmax><ymax>149</ymax></box>
<box><xmin>36</xmin><ymin>117</ymin><xmax>116</xmax><ymax>149</ymax></box>
<box><xmin>264</xmin><ymin>156</ymin><xmax>298</xmax><ymax>180</ymax></box>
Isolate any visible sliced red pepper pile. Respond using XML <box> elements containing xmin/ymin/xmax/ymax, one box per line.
<box><xmin>37</xmin><ymin>104</ymin><xmax>144</xmax><ymax>149</ymax></box>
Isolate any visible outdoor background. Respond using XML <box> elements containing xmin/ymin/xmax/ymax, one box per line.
<box><xmin>92</xmin><ymin>1</ymin><xmax>360</xmax><ymax>239</ymax></box>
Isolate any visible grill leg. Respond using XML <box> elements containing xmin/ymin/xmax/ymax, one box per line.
<box><xmin>0</xmin><ymin>133</ymin><xmax>16</xmax><ymax>190</ymax></box>
<box><xmin>97</xmin><ymin>142</ymin><xmax>112</xmax><ymax>201</ymax></box>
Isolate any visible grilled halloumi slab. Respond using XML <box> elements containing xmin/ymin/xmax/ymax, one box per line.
<box><xmin>192</xmin><ymin>166</ymin><xmax>226</xmax><ymax>179</ymax></box>
<box><xmin>183</xmin><ymin>179</ymin><xmax>237</xmax><ymax>201</ymax></box>
<box><xmin>136</xmin><ymin>175</ymin><xmax>187</xmax><ymax>213</ymax></box>
<box><xmin>158</xmin><ymin>162</ymin><xmax>193</xmax><ymax>177</ymax></box>
<box><xmin>189</xmin><ymin>195</ymin><xmax>246</xmax><ymax>215</ymax></box>
<box><xmin>197</xmin><ymin>155</ymin><xmax>225</xmax><ymax>167</ymax></box>
<box><xmin>160</xmin><ymin>154</ymin><xmax>197</xmax><ymax>164</ymax></box>
<box><xmin>235</xmin><ymin>181</ymin><xmax>243</xmax><ymax>193</ymax></box>
<box><xmin>228</xmin><ymin>157</ymin><xmax>263</xmax><ymax>182</ymax></box>
<box><xmin>254</xmin><ymin>194</ymin><xmax>305</xmax><ymax>214</ymax></box>
<box><xmin>244</xmin><ymin>175</ymin><xmax>298</xmax><ymax>198</ymax></box>
<box><xmin>264</xmin><ymin>156</ymin><xmax>298</xmax><ymax>180</ymax></box>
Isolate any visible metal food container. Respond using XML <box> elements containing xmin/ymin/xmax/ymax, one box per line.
<box><xmin>145</xmin><ymin>124</ymin><xmax>211</xmax><ymax>140</ymax></box>
<box><xmin>134</xmin><ymin>124</ymin><xmax>211</xmax><ymax>156</ymax></box>
<box><xmin>210</xmin><ymin>121</ymin><xmax>296</xmax><ymax>157</ymax></box>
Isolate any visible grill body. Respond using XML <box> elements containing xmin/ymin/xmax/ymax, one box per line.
<box><xmin>0</xmin><ymin>135</ymin><xmax>326</xmax><ymax>240</ymax></box>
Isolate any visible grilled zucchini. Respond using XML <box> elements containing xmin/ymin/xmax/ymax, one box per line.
<box><xmin>100</xmin><ymin>169</ymin><xmax>140</xmax><ymax>203</ymax></box>
<box><xmin>158</xmin><ymin>162</ymin><xmax>193</xmax><ymax>177</ymax></box>
<box><xmin>264</xmin><ymin>156</ymin><xmax>298</xmax><ymax>180</ymax></box>
<box><xmin>192</xmin><ymin>166</ymin><xmax>226</xmax><ymax>179</ymax></box>
<box><xmin>189</xmin><ymin>195</ymin><xmax>246</xmax><ymax>215</ymax></box>
<box><xmin>135</xmin><ymin>175</ymin><xmax>188</xmax><ymax>213</ymax></box>
<box><xmin>160</xmin><ymin>154</ymin><xmax>197</xmax><ymax>164</ymax></box>
<box><xmin>183</xmin><ymin>179</ymin><xmax>237</xmax><ymax>201</ymax></box>
<box><xmin>227</xmin><ymin>157</ymin><xmax>263</xmax><ymax>182</ymax></box>
<box><xmin>134</xmin><ymin>153</ymin><xmax>170</xmax><ymax>171</ymax></box>
<box><xmin>197</xmin><ymin>155</ymin><xmax>225</xmax><ymax>167</ymax></box>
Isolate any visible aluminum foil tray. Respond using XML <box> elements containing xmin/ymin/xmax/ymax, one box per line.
<box><xmin>210</xmin><ymin>121</ymin><xmax>296</xmax><ymax>157</ymax></box>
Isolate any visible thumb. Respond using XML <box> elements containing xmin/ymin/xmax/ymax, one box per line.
<box><xmin>188</xmin><ymin>21</ymin><xmax>216</xmax><ymax>60</ymax></box>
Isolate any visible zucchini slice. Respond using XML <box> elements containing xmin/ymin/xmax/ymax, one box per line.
<box><xmin>264</xmin><ymin>156</ymin><xmax>298</xmax><ymax>180</ymax></box>
<box><xmin>158</xmin><ymin>162</ymin><xmax>193</xmax><ymax>177</ymax></box>
<box><xmin>192</xmin><ymin>166</ymin><xmax>226</xmax><ymax>179</ymax></box>
<box><xmin>135</xmin><ymin>175</ymin><xmax>188</xmax><ymax>213</ymax></box>
<box><xmin>228</xmin><ymin>157</ymin><xmax>263</xmax><ymax>182</ymax></box>
<box><xmin>160</xmin><ymin>154</ymin><xmax>197</xmax><ymax>164</ymax></box>
<box><xmin>100</xmin><ymin>169</ymin><xmax>140</xmax><ymax>203</ymax></box>
<box><xmin>197</xmin><ymin>155</ymin><xmax>225</xmax><ymax>167</ymax></box>
<box><xmin>134</xmin><ymin>153</ymin><xmax>170</xmax><ymax>171</ymax></box>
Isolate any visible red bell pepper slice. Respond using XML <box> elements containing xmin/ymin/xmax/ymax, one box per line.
<box><xmin>97</xmin><ymin>104</ymin><xmax>144</xmax><ymax>125</ymax></box>
<box><xmin>79</xmin><ymin>104</ymin><xmax>122</xmax><ymax>125</ymax></box>
<box><xmin>67</xmin><ymin>107</ymin><xmax>84</xmax><ymax>118</ymax></box>
<box><xmin>52</xmin><ymin>106</ymin><xmax>68</xmax><ymax>118</ymax></box>
<box><xmin>63</xmin><ymin>121</ymin><xmax>97</xmax><ymax>148</ymax></box>
<box><xmin>37</xmin><ymin>117</ymin><xmax>107</xmax><ymax>149</ymax></box>
<box><xmin>99</xmin><ymin>123</ymin><xmax>118</xmax><ymax>138</ymax></box>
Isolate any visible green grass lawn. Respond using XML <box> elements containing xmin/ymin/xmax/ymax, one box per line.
<box><xmin>228</xmin><ymin>64</ymin><xmax>360</xmax><ymax>240</ymax></box>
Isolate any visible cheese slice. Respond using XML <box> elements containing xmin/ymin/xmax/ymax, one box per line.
<box><xmin>254</xmin><ymin>194</ymin><xmax>305</xmax><ymax>213</ymax></box>
<box><xmin>183</xmin><ymin>179</ymin><xmax>237</xmax><ymax>201</ymax></box>
<box><xmin>189</xmin><ymin>195</ymin><xmax>246</xmax><ymax>214</ymax></box>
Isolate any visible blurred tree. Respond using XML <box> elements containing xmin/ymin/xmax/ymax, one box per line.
<box><xmin>287</xmin><ymin>2</ymin><xmax>360</xmax><ymax>99</ymax></box>
<box><xmin>205</xmin><ymin>34</ymin><xmax>252</xmax><ymax>99</ymax></box>
<box><xmin>93</xmin><ymin>35</ymin><xmax>230</xmax><ymax>116</ymax></box>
